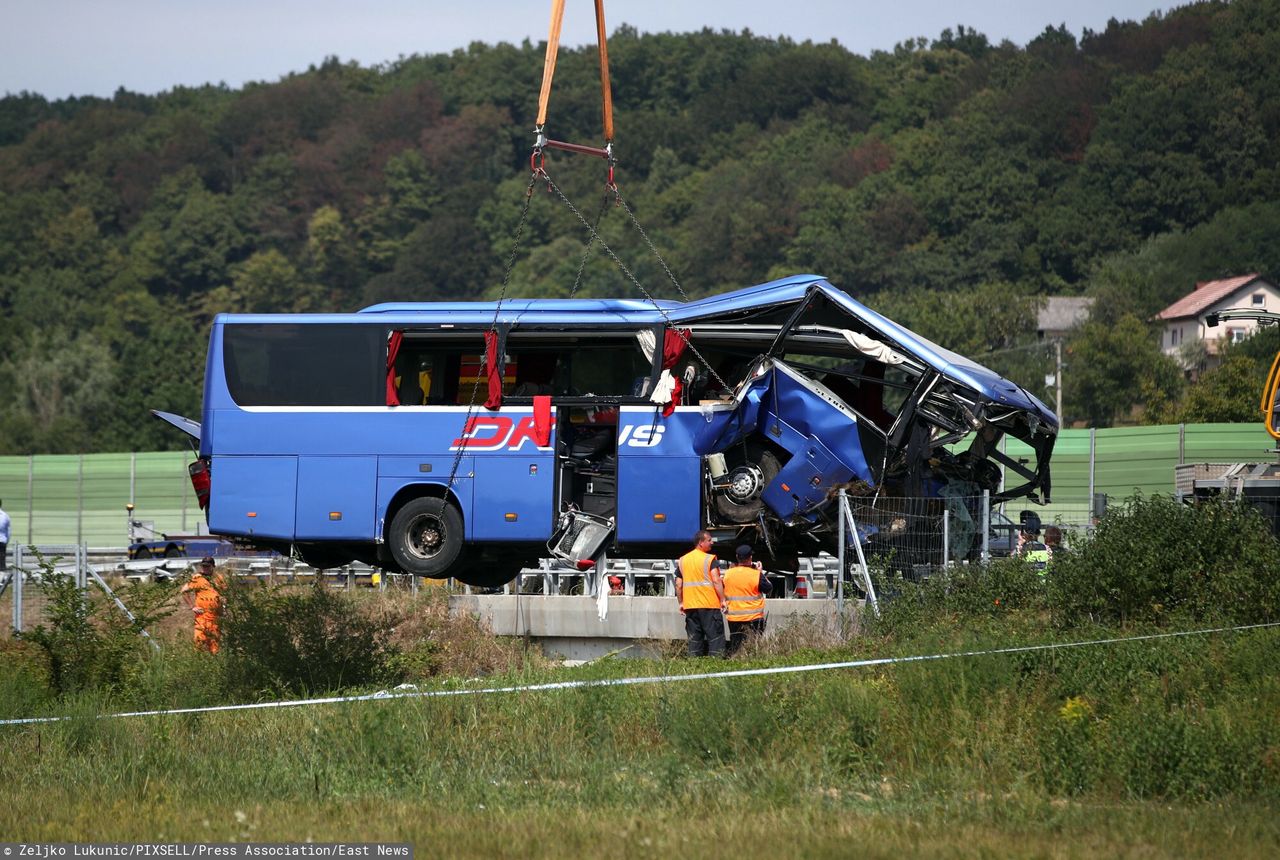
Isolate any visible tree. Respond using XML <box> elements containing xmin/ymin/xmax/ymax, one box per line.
<box><xmin>1065</xmin><ymin>314</ymin><xmax>1183</xmax><ymax>426</ymax></box>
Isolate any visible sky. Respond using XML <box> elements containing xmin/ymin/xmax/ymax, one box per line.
<box><xmin>3</xmin><ymin>1</ymin><xmax>1169</xmax><ymax>100</ymax></box>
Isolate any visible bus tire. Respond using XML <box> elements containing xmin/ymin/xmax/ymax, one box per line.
<box><xmin>714</xmin><ymin>441</ymin><xmax>781</xmax><ymax>524</ymax></box>
<box><xmin>164</xmin><ymin>545</ymin><xmax>183</xmax><ymax>558</ymax></box>
<box><xmin>389</xmin><ymin>497</ymin><xmax>464</xmax><ymax>577</ymax></box>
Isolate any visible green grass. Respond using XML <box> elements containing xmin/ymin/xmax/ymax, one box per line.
<box><xmin>1</xmin><ymin>624</ymin><xmax>1278</xmax><ymax>855</ymax></box>
<box><xmin>3</xmin><ymin>509</ymin><xmax>1280</xmax><ymax>857</ymax></box>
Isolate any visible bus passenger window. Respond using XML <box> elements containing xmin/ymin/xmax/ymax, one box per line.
<box><xmin>509</xmin><ymin>352</ymin><xmax>558</xmax><ymax>397</ymax></box>
<box><xmin>396</xmin><ymin>354</ymin><xmax>432</xmax><ymax>405</ymax></box>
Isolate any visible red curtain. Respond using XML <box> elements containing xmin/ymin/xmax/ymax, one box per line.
<box><xmin>385</xmin><ymin>330</ymin><xmax>403</xmax><ymax>406</ymax></box>
<box><xmin>484</xmin><ymin>330</ymin><xmax>503</xmax><ymax>410</ymax></box>
<box><xmin>661</xmin><ymin>328</ymin><xmax>691</xmax><ymax>417</ymax></box>
<box><xmin>533</xmin><ymin>395</ymin><xmax>553</xmax><ymax>447</ymax></box>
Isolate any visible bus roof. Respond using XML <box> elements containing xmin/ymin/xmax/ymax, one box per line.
<box><xmin>349</xmin><ymin>274</ymin><xmax>827</xmax><ymax>325</ymax></box>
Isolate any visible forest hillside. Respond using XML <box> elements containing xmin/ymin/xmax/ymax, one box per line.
<box><xmin>2</xmin><ymin>0</ymin><xmax>1279</xmax><ymax>452</ymax></box>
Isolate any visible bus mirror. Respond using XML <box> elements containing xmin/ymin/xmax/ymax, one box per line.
<box><xmin>1262</xmin><ymin>350</ymin><xmax>1280</xmax><ymax>440</ymax></box>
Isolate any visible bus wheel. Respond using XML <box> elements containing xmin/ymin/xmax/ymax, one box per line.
<box><xmin>389</xmin><ymin>498</ymin><xmax>463</xmax><ymax>577</ymax></box>
<box><xmin>164</xmin><ymin>545</ymin><xmax>183</xmax><ymax>558</ymax></box>
<box><xmin>133</xmin><ymin>547</ymin><xmax>152</xmax><ymax>559</ymax></box>
<box><xmin>714</xmin><ymin>440</ymin><xmax>780</xmax><ymax>524</ymax></box>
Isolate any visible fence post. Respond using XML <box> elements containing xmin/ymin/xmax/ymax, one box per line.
<box><xmin>26</xmin><ymin>454</ymin><xmax>33</xmax><ymax>544</ymax></box>
<box><xmin>981</xmin><ymin>489</ymin><xmax>990</xmax><ymax>563</ymax></box>
<box><xmin>1178</xmin><ymin>423</ymin><xmax>1185</xmax><ymax>465</ymax></box>
<box><xmin>1088</xmin><ymin>427</ymin><xmax>1097</xmax><ymax>506</ymax></box>
<box><xmin>77</xmin><ymin>453</ymin><xmax>84</xmax><ymax>547</ymax></box>
<box><xmin>130</xmin><ymin>452</ymin><xmax>136</xmax><ymax>509</ymax></box>
<box><xmin>942</xmin><ymin>509</ymin><xmax>949</xmax><ymax>568</ymax></box>
<box><xmin>12</xmin><ymin>545</ymin><xmax>23</xmax><ymax>633</ymax></box>
<box><xmin>837</xmin><ymin>489</ymin><xmax>846</xmax><ymax>616</ymax></box>
<box><xmin>998</xmin><ymin>436</ymin><xmax>1006</xmax><ymax>496</ymax></box>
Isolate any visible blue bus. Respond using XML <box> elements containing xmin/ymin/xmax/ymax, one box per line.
<box><xmin>155</xmin><ymin>275</ymin><xmax>1057</xmax><ymax>586</ymax></box>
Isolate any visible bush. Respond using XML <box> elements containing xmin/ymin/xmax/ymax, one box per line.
<box><xmin>869</xmin><ymin>556</ymin><xmax>1050</xmax><ymax>635</ymax></box>
<box><xmin>218</xmin><ymin>579</ymin><xmax>400</xmax><ymax>699</ymax></box>
<box><xmin>17</xmin><ymin>553</ymin><xmax>175</xmax><ymax>696</ymax></box>
<box><xmin>1049</xmin><ymin>494</ymin><xmax>1280</xmax><ymax>626</ymax></box>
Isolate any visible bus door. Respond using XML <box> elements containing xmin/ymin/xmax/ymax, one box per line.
<box><xmin>615</xmin><ymin>406</ymin><xmax>701</xmax><ymax>544</ymax></box>
<box><xmin>533</xmin><ymin>329</ymin><xmax>665</xmax><ymax>544</ymax></box>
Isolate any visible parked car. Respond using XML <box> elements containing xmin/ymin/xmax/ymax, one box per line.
<box><xmin>127</xmin><ymin>535</ymin><xmax>263</xmax><ymax>560</ymax></box>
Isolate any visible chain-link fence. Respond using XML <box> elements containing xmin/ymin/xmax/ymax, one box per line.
<box><xmin>842</xmin><ymin>493</ymin><xmax>1093</xmax><ymax>578</ymax></box>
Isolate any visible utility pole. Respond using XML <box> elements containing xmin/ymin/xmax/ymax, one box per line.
<box><xmin>1055</xmin><ymin>339</ymin><xmax>1063</xmax><ymax>421</ymax></box>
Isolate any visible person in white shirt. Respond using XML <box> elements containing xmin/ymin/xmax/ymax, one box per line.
<box><xmin>0</xmin><ymin>500</ymin><xmax>10</xmax><ymax>572</ymax></box>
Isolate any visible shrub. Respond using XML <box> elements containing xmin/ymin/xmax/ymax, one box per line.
<box><xmin>1049</xmin><ymin>493</ymin><xmax>1280</xmax><ymax>626</ymax></box>
<box><xmin>218</xmin><ymin>579</ymin><xmax>400</xmax><ymax>699</ymax></box>
<box><xmin>17</xmin><ymin>553</ymin><xmax>175</xmax><ymax>696</ymax></box>
<box><xmin>869</xmin><ymin>556</ymin><xmax>1050</xmax><ymax>635</ymax></box>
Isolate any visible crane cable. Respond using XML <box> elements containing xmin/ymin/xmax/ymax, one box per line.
<box><xmin>530</xmin><ymin>1</ymin><xmax>715</xmax><ymax>396</ymax></box>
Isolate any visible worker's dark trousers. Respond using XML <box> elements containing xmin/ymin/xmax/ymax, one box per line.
<box><xmin>685</xmin><ymin>608</ymin><xmax>725</xmax><ymax>657</ymax></box>
<box><xmin>727</xmin><ymin>617</ymin><xmax>765</xmax><ymax>656</ymax></box>
<box><xmin>0</xmin><ymin>541</ymin><xmax>6</xmax><ymax>572</ymax></box>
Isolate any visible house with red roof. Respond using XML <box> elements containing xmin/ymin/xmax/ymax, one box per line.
<box><xmin>1156</xmin><ymin>274</ymin><xmax>1280</xmax><ymax>372</ymax></box>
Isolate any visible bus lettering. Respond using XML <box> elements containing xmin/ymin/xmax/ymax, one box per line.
<box><xmin>449</xmin><ymin>415</ymin><xmax>555</xmax><ymax>451</ymax></box>
<box><xmin>620</xmin><ymin>425</ymin><xmax>664</xmax><ymax>447</ymax></box>
<box><xmin>450</xmin><ymin>416</ymin><xmax>513</xmax><ymax>450</ymax></box>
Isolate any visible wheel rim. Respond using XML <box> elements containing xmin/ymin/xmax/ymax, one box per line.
<box><xmin>405</xmin><ymin>512</ymin><xmax>448</xmax><ymax>561</ymax></box>
<box><xmin>726</xmin><ymin>463</ymin><xmax>766</xmax><ymax>503</ymax></box>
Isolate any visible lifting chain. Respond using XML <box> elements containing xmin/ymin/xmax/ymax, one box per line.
<box><xmin>443</xmin><ymin>170</ymin><xmax>542</xmax><ymax>497</ymax></box>
<box><xmin>540</xmin><ymin>167</ymin><xmax>729</xmax><ymax>394</ymax></box>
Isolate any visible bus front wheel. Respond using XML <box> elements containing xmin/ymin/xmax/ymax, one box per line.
<box><xmin>389</xmin><ymin>498</ymin><xmax>464</xmax><ymax>577</ymax></box>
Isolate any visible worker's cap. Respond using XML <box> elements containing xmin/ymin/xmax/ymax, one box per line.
<box><xmin>735</xmin><ymin>544</ymin><xmax>753</xmax><ymax>561</ymax></box>
<box><xmin>199</xmin><ymin>556</ymin><xmax>216</xmax><ymax>567</ymax></box>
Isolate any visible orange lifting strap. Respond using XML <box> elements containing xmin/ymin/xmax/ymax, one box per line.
<box><xmin>535</xmin><ymin>0</ymin><xmax>615</xmax><ymax>160</ymax></box>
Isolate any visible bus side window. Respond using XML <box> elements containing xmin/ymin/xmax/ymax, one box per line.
<box><xmin>396</xmin><ymin>352</ymin><xmax>432</xmax><ymax>405</ymax></box>
<box><xmin>510</xmin><ymin>352</ymin><xmax>558</xmax><ymax>396</ymax></box>
<box><xmin>1263</xmin><ymin>350</ymin><xmax>1280</xmax><ymax>440</ymax></box>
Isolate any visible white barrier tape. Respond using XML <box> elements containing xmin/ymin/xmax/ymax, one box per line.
<box><xmin>2</xmin><ymin>621</ymin><xmax>1277</xmax><ymax>727</ymax></box>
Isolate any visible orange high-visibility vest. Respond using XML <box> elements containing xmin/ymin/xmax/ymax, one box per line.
<box><xmin>722</xmin><ymin>565</ymin><xmax>765</xmax><ymax>622</ymax></box>
<box><xmin>678</xmin><ymin>549</ymin><xmax>719</xmax><ymax>610</ymax></box>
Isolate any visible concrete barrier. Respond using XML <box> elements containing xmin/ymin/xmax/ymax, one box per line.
<box><xmin>450</xmin><ymin>594</ymin><xmax>851</xmax><ymax>660</ymax></box>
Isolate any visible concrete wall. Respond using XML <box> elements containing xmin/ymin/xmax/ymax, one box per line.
<box><xmin>450</xmin><ymin>594</ymin><xmax>849</xmax><ymax>660</ymax></box>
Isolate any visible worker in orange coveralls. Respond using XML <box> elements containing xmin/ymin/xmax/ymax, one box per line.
<box><xmin>180</xmin><ymin>556</ymin><xmax>226</xmax><ymax>653</ymax></box>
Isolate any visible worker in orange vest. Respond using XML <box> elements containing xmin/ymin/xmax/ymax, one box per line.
<box><xmin>676</xmin><ymin>529</ymin><xmax>726</xmax><ymax>657</ymax></box>
<box><xmin>723</xmin><ymin>544</ymin><xmax>771</xmax><ymax>656</ymax></box>
<box><xmin>180</xmin><ymin>557</ymin><xmax>226</xmax><ymax>653</ymax></box>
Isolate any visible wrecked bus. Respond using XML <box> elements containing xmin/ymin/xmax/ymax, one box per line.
<box><xmin>155</xmin><ymin>275</ymin><xmax>1057</xmax><ymax>586</ymax></box>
